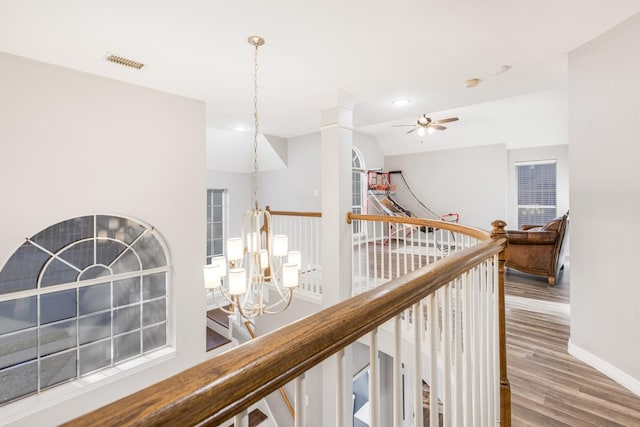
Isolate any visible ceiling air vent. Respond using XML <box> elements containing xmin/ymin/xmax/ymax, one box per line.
<box><xmin>105</xmin><ymin>53</ymin><xmax>145</xmax><ymax>70</ymax></box>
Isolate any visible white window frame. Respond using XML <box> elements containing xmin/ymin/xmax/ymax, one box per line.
<box><xmin>0</xmin><ymin>214</ymin><xmax>171</xmax><ymax>407</ymax></box>
<box><xmin>352</xmin><ymin>148</ymin><xmax>366</xmax><ymax>235</ymax></box>
<box><xmin>515</xmin><ymin>160</ymin><xmax>557</xmax><ymax>228</ymax></box>
<box><xmin>206</xmin><ymin>189</ymin><xmax>227</xmax><ymax>264</ymax></box>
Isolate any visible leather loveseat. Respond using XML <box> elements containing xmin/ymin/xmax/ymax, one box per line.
<box><xmin>506</xmin><ymin>212</ymin><xmax>569</xmax><ymax>286</ymax></box>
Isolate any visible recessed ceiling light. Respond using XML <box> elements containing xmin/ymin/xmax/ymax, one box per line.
<box><xmin>392</xmin><ymin>98</ymin><xmax>411</xmax><ymax>107</ymax></box>
<box><xmin>234</xmin><ymin>126</ymin><xmax>248</xmax><ymax>132</ymax></box>
<box><xmin>465</xmin><ymin>78</ymin><xmax>480</xmax><ymax>88</ymax></box>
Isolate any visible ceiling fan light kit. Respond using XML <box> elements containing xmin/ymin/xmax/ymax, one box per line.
<box><xmin>392</xmin><ymin>113</ymin><xmax>459</xmax><ymax>137</ymax></box>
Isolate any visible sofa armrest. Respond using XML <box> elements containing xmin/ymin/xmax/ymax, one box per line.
<box><xmin>507</xmin><ymin>230</ymin><xmax>558</xmax><ymax>245</ymax></box>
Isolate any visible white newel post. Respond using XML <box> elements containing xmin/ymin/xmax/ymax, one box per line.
<box><xmin>321</xmin><ymin>90</ymin><xmax>356</xmax><ymax>427</ymax></box>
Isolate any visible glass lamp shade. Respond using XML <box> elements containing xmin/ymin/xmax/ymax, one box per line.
<box><xmin>282</xmin><ymin>263</ymin><xmax>299</xmax><ymax>288</ymax></box>
<box><xmin>204</xmin><ymin>264</ymin><xmax>221</xmax><ymax>289</ymax></box>
<box><xmin>211</xmin><ymin>255</ymin><xmax>227</xmax><ymax>276</ymax></box>
<box><xmin>417</xmin><ymin>127</ymin><xmax>426</xmax><ymax>137</ymax></box>
<box><xmin>273</xmin><ymin>235</ymin><xmax>288</xmax><ymax>257</ymax></box>
<box><xmin>227</xmin><ymin>238</ymin><xmax>243</xmax><ymax>260</ymax></box>
<box><xmin>259</xmin><ymin>249</ymin><xmax>269</xmax><ymax>269</ymax></box>
<box><xmin>288</xmin><ymin>251</ymin><xmax>302</xmax><ymax>270</ymax></box>
<box><xmin>427</xmin><ymin>127</ymin><xmax>435</xmax><ymax>135</ymax></box>
<box><xmin>246</xmin><ymin>232</ymin><xmax>259</xmax><ymax>253</ymax></box>
<box><xmin>229</xmin><ymin>268</ymin><xmax>247</xmax><ymax>295</ymax></box>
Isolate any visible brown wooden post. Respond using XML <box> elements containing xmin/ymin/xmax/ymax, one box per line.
<box><xmin>491</xmin><ymin>220</ymin><xmax>511</xmax><ymax>426</ymax></box>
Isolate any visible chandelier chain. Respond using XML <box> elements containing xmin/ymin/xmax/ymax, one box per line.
<box><xmin>252</xmin><ymin>41</ymin><xmax>260</xmax><ymax>210</ymax></box>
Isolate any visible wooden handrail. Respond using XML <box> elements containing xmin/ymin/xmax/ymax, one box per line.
<box><xmin>244</xmin><ymin>321</ymin><xmax>295</xmax><ymax>419</ymax></box>
<box><xmin>64</xmin><ymin>237</ymin><xmax>506</xmax><ymax>427</ymax></box>
<box><xmin>265</xmin><ymin>205</ymin><xmax>322</xmax><ymax>218</ymax></box>
<box><xmin>346</xmin><ymin>212</ymin><xmax>491</xmax><ymax>241</ymax></box>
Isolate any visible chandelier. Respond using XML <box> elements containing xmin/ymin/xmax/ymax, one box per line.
<box><xmin>204</xmin><ymin>35</ymin><xmax>299</xmax><ymax>319</ymax></box>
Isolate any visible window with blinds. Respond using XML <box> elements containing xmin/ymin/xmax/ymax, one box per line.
<box><xmin>206</xmin><ymin>189</ymin><xmax>226</xmax><ymax>264</ymax></box>
<box><xmin>516</xmin><ymin>160</ymin><xmax>557</xmax><ymax>228</ymax></box>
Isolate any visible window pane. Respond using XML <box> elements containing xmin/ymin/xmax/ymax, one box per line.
<box><xmin>79</xmin><ymin>312</ymin><xmax>111</xmax><ymax>345</ymax></box>
<box><xmin>96</xmin><ymin>216</ymin><xmax>145</xmax><ymax>245</ymax></box>
<box><xmin>0</xmin><ymin>243</ymin><xmax>49</xmax><ymax>294</ymax></box>
<box><xmin>114</xmin><ymin>277</ymin><xmax>141</xmax><ymax>307</ymax></box>
<box><xmin>132</xmin><ymin>233</ymin><xmax>167</xmax><ymax>269</ymax></box>
<box><xmin>40</xmin><ymin>350</ymin><xmax>76</xmax><ymax>389</ymax></box>
<box><xmin>143</xmin><ymin>299</ymin><xmax>166</xmax><ymax>326</ymax></box>
<box><xmin>0</xmin><ymin>361</ymin><xmax>37</xmax><ymax>404</ymax></box>
<box><xmin>516</xmin><ymin>162</ymin><xmax>557</xmax><ymax>228</ymax></box>
<box><xmin>110</xmin><ymin>249</ymin><xmax>141</xmax><ymax>274</ymax></box>
<box><xmin>96</xmin><ymin>240</ymin><xmax>128</xmax><ymax>267</ymax></box>
<box><xmin>114</xmin><ymin>331</ymin><xmax>140</xmax><ymax>363</ymax></box>
<box><xmin>213</xmin><ymin>239</ymin><xmax>223</xmax><ymax>256</ymax></box>
<box><xmin>40</xmin><ymin>289</ymin><xmax>77</xmax><ymax>325</ymax></box>
<box><xmin>518</xmin><ymin>207</ymin><xmax>557</xmax><ymax>227</ymax></box>
<box><xmin>0</xmin><ymin>329</ymin><xmax>37</xmax><ymax>369</ymax></box>
<box><xmin>213</xmin><ymin>206</ymin><xmax>223</xmax><ymax>222</ymax></box>
<box><xmin>79</xmin><ymin>340</ymin><xmax>111</xmax><ymax>375</ymax></box>
<box><xmin>40</xmin><ymin>258</ymin><xmax>79</xmax><ymax>287</ymax></box>
<box><xmin>79</xmin><ymin>265</ymin><xmax>111</xmax><ymax>280</ymax></box>
<box><xmin>59</xmin><ymin>241</ymin><xmax>94</xmax><ymax>271</ymax></box>
<box><xmin>40</xmin><ymin>320</ymin><xmax>76</xmax><ymax>357</ymax></box>
<box><xmin>143</xmin><ymin>324</ymin><xmax>166</xmax><ymax>352</ymax></box>
<box><xmin>0</xmin><ymin>297</ymin><xmax>36</xmax><ymax>334</ymax></box>
<box><xmin>31</xmin><ymin>216</ymin><xmax>94</xmax><ymax>254</ymax></box>
<box><xmin>114</xmin><ymin>305</ymin><xmax>140</xmax><ymax>334</ymax></box>
<box><xmin>79</xmin><ymin>282</ymin><xmax>111</xmax><ymax>315</ymax></box>
<box><xmin>143</xmin><ymin>273</ymin><xmax>166</xmax><ymax>300</ymax></box>
<box><xmin>211</xmin><ymin>190</ymin><xmax>223</xmax><ymax>205</ymax></box>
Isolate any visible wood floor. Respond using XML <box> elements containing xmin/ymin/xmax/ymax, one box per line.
<box><xmin>504</xmin><ymin>267</ymin><xmax>640</xmax><ymax>426</ymax></box>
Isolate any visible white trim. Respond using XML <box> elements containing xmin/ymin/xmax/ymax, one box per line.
<box><xmin>568</xmin><ymin>339</ymin><xmax>640</xmax><ymax>397</ymax></box>
<box><xmin>514</xmin><ymin>159</ymin><xmax>557</xmax><ymax>166</ymax></box>
<box><xmin>0</xmin><ymin>347</ymin><xmax>176</xmax><ymax>426</ymax></box>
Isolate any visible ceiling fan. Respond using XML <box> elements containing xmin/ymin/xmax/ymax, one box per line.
<box><xmin>393</xmin><ymin>114</ymin><xmax>459</xmax><ymax>136</ymax></box>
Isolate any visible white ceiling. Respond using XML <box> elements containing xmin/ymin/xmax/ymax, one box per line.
<box><xmin>1</xmin><ymin>0</ymin><xmax>638</xmax><ymax>168</ymax></box>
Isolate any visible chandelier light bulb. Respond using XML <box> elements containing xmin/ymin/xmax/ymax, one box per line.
<box><xmin>282</xmin><ymin>263</ymin><xmax>299</xmax><ymax>288</ymax></box>
<box><xmin>227</xmin><ymin>238</ymin><xmax>243</xmax><ymax>261</ymax></box>
<box><xmin>204</xmin><ymin>264</ymin><xmax>222</xmax><ymax>289</ymax></box>
<box><xmin>229</xmin><ymin>268</ymin><xmax>247</xmax><ymax>295</ymax></box>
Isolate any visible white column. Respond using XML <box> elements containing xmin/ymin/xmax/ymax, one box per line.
<box><xmin>321</xmin><ymin>90</ymin><xmax>356</xmax><ymax>427</ymax></box>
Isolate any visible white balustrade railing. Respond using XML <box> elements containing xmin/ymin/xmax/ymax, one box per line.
<box><xmin>267</xmin><ymin>208</ymin><xmax>323</xmax><ymax>299</ymax></box>
<box><xmin>349</xmin><ymin>214</ymin><xmax>501</xmax><ymax>426</ymax></box>
<box><xmin>66</xmin><ymin>217</ymin><xmax>510</xmax><ymax>427</ymax></box>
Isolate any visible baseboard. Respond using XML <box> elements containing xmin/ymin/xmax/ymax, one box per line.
<box><xmin>568</xmin><ymin>339</ymin><xmax>640</xmax><ymax>397</ymax></box>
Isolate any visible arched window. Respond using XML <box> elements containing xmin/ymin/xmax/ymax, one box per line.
<box><xmin>352</xmin><ymin>148</ymin><xmax>366</xmax><ymax>234</ymax></box>
<box><xmin>0</xmin><ymin>215</ymin><xmax>170</xmax><ymax>405</ymax></box>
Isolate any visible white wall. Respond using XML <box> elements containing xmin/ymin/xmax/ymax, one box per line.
<box><xmin>0</xmin><ymin>53</ymin><xmax>206</xmax><ymax>425</ymax></box>
<box><xmin>257</xmin><ymin>131</ymin><xmax>383</xmax><ymax>212</ymax></box>
<box><xmin>206</xmin><ymin>170</ymin><xmax>251</xmax><ymax>237</ymax></box>
<box><xmin>384</xmin><ymin>144</ymin><xmax>508</xmax><ymax>230</ymax></box>
<box><xmin>506</xmin><ymin>144</ymin><xmax>570</xmax><ymax>229</ymax></box>
<box><xmin>568</xmin><ymin>13</ymin><xmax>640</xmax><ymax>393</ymax></box>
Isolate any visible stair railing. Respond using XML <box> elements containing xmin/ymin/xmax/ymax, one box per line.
<box><xmin>64</xmin><ymin>219</ymin><xmax>510</xmax><ymax>427</ymax></box>
<box><xmin>266</xmin><ymin>206</ymin><xmax>323</xmax><ymax>299</ymax></box>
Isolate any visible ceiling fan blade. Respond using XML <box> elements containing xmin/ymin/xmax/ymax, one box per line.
<box><xmin>433</xmin><ymin>117</ymin><xmax>459</xmax><ymax>124</ymax></box>
<box><xmin>406</xmin><ymin>127</ymin><xmax>419</xmax><ymax>134</ymax></box>
<box><xmin>430</xmin><ymin>125</ymin><xmax>447</xmax><ymax>130</ymax></box>
<box><xmin>392</xmin><ymin>124</ymin><xmax>415</xmax><ymax>127</ymax></box>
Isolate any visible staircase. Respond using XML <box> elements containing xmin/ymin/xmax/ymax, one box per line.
<box><xmin>206</xmin><ymin>307</ymin><xmax>231</xmax><ymax>352</ymax></box>
<box><xmin>206</xmin><ymin>307</ymin><xmax>274</xmax><ymax>426</ymax></box>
